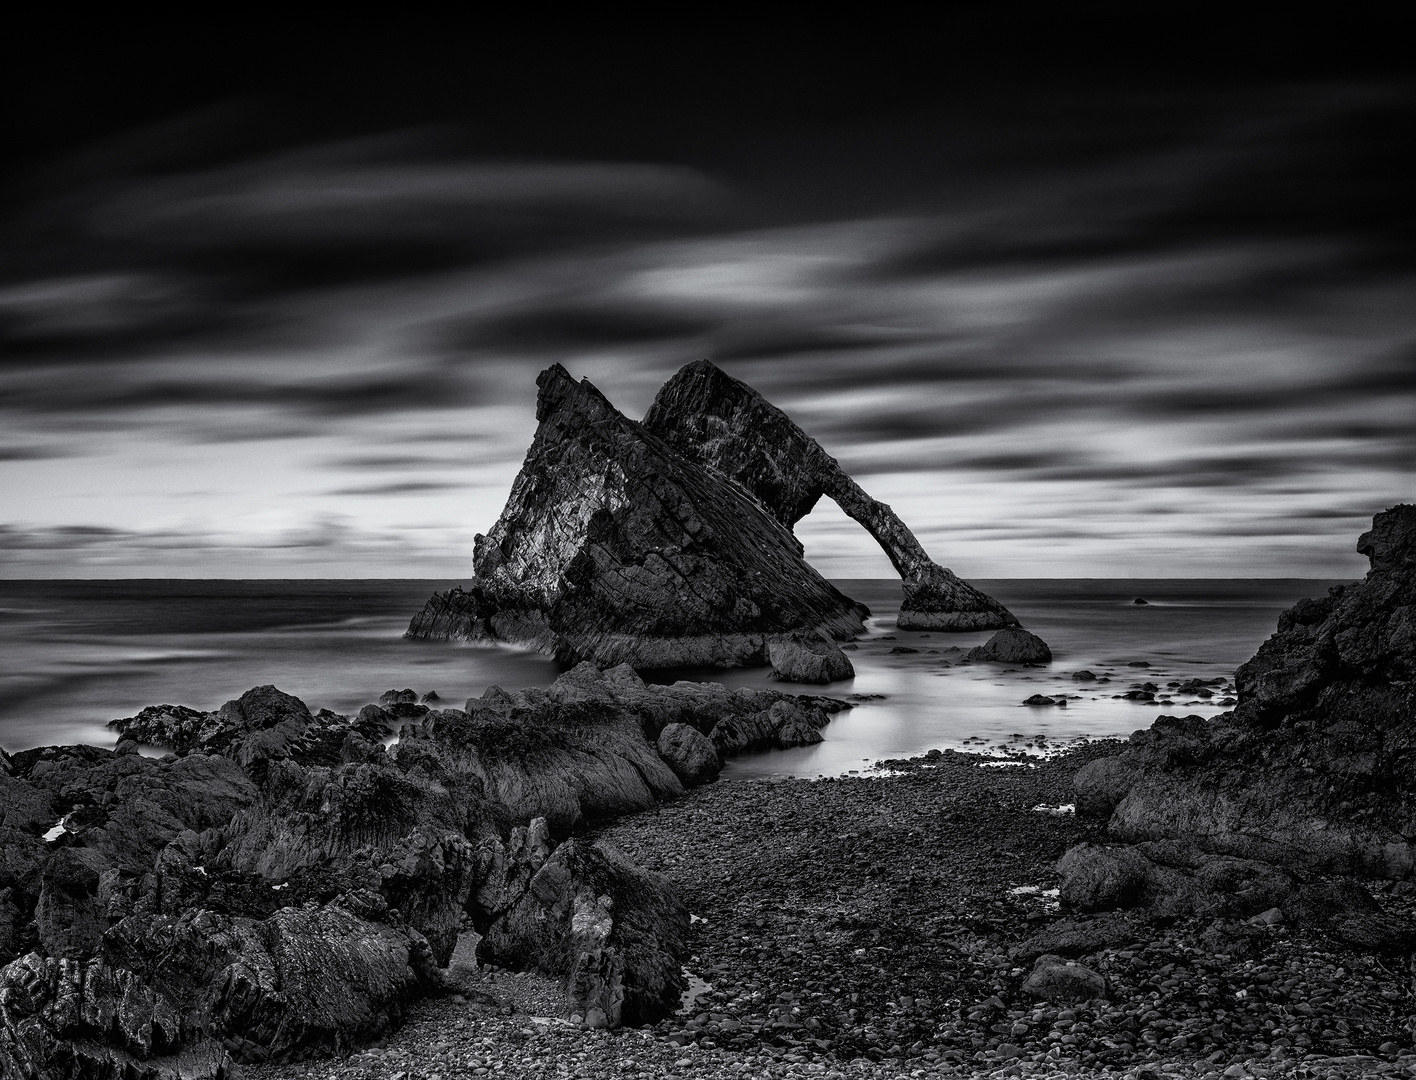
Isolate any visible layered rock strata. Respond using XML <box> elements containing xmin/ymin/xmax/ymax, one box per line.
<box><xmin>408</xmin><ymin>364</ymin><xmax>869</xmax><ymax>668</ymax></box>
<box><xmin>1059</xmin><ymin>505</ymin><xmax>1416</xmax><ymax>926</ymax></box>
<box><xmin>643</xmin><ymin>360</ymin><xmax>1018</xmax><ymax>632</ymax></box>
<box><xmin>409</xmin><ymin>360</ymin><xmax>1018</xmax><ymax>669</ymax></box>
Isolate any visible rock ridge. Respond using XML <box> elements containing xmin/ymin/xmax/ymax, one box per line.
<box><xmin>643</xmin><ymin>360</ymin><xmax>1019</xmax><ymax>632</ymax></box>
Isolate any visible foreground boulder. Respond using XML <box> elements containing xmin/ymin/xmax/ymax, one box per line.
<box><xmin>656</xmin><ymin>723</ymin><xmax>720</xmax><ymax>786</ymax></box>
<box><xmin>476</xmin><ymin>836</ymin><xmax>687</xmax><ymax>1027</ymax></box>
<box><xmin>1022</xmin><ymin>954</ymin><xmax>1107</xmax><ymax>1002</ymax></box>
<box><xmin>1072</xmin><ymin>505</ymin><xmax>1416</xmax><ymax>879</ymax></box>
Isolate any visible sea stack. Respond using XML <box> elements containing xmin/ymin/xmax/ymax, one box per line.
<box><xmin>407</xmin><ymin>361</ymin><xmax>1016</xmax><ymax>668</ymax></box>
<box><xmin>644</xmin><ymin>360</ymin><xmax>1017</xmax><ymax>631</ymax></box>
<box><xmin>407</xmin><ymin>364</ymin><xmax>868</xmax><ymax>668</ymax></box>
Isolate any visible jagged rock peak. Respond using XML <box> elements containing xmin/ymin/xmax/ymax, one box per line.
<box><xmin>644</xmin><ymin>359</ymin><xmax>1019</xmax><ymax>631</ymax></box>
<box><xmin>407</xmin><ymin>365</ymin><xmax>869</xmax><ymax>668</ymax></box>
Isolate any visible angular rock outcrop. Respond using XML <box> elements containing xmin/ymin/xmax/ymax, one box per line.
<box><xmin>643</xmin><ymin>360</ymin><xmax>1018</xmax><ymax>632</ymax></box>
<box><xmin>475</xmin><ymin>836</ymin><xmax>688</xmax><ymax>1027</ymax></box>
<box><xmin>1071</xmin><ymin>505</ymin><xmax>1416</xmax><ymax>880</ymax></box>
<box><xmin>408</xmin><ymin>360</ymin><xmax>1018</xmax><ymax>668</ymax></box>
<box><xmin>407</xmin><ymin>364</ymin><xmax>868</xmax><ymax>668</ymax></box>
<box><xmin>399</xmin><ymin>661</ymin><xmax>846</xmax><ymax>831</ymax></box>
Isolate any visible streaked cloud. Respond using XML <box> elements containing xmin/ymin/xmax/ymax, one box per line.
<box><xmin>0</xmin><ymin>81</ymin><xmax>1411</xmax><ymax>577</ymax></box>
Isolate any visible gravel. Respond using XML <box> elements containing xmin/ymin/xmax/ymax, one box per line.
<box><xmin>249</xmin><ymin>744</ymin><xmax>1416</xmax><ymax>1079</ymax></box>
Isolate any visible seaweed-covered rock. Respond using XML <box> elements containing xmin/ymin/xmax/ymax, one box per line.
<box><xmin>398</xmin><ymin>663</ymin><xmax>846</xmax><ymax>830</ymax></box>
<box><xmin>407</xmin><ymin>364</ymin><xmax>869</xmax><ymax>668</ymax></box>
<box><xmin>109</xmin><ymin>685</ymin><xmax>390</xmax><ymax>766</ymax></box>
<box><xmin>3</xmin><ymin>671</ymin><xmax>792</xmax><ymax>1069</ymax></box>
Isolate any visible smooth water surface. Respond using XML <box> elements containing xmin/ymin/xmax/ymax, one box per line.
<box><xmin>0</xmin><ymin>578</ymin><xmax>1349</xmax><ymax>775</ymax></box>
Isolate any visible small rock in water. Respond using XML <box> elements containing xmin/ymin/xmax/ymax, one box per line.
<box><xmin>768</xmin><ymin>631</ymin><xmax>854</xmax><ymax>684</ymax></box>
<box><xmin>1023</xmin><ymin>694</ymin><xmax>1058</xmax><ymax>706</ymax></box>
<box><xmin>966</xmin><ymin>628</ymin><xmax>1052</xmax><ymax>664</ymax></box>
<box><xmin>1071</xmin><ymin>669</ymin><xmax>1096</xmax><ymax>681</ymax></box>
<box><xmin>1133</xmin><ymin>597</ymin><xmax>1149</xmax><ymax>605</ymax></box>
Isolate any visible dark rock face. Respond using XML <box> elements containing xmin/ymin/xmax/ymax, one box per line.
<box><xmin>966</xmin><ymin>628</ymin><xmax>1053</xmax><ymax>664</ymax></box>
<box><xmin>1071</xmin><ymin>505</ymin><xmax>1416</xmax><ymax>880</ymax></box>
<box><xmin>656</xmin><ymin>723</ymin><xmax>720</xmax><ymax>786</ymax></box>
<box><xmin>4</xmin><ymin>667</ymin><xmax>814</xmax><ymax>1075</ymax></box>
<box><xmin>398</xmin><ymin>662</ymin><xmax>846</xmax><ymax>833</ymax></box>
<box><xmin>768</xmin><ymin>630</ymin><xmax>855</xmax><ymax>684</ymax></box>
<box><xmin>407</xmin><ymin>364</ymin><xmax>869</xmax><ymax>669</ymax></box>
<box><xmin>1055</xmin><ymin>841</ymin><xmax>1415</xmax><ymax>953</ymax></box>
<box><xmin>644</xmin><ymin>360</ymin><xmax>1018</xmax><ymax>632</ymax></box>
<box><xmin>409</xmin><ymin>360</ymin><xmax>1019</xmax><ymax>667</ymax></box>
<box><xmin>475</xmin><ymin>837</ymin><xmax>687</xmax><ymax>1027</ymax></box>
<box><xmin>1054</xmin><ymin>506</ymin><xmax>1416</xmax><ymax>950</ymax></box>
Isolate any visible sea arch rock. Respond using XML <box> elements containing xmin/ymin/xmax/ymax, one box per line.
<box><xmin>408</xmin><ymin>361</ymin><xmax>1017</xmax><ymax>668</ymax></box>
<box><xmin>408</xmin><ymin>364</ymin><xmax>870</xmax><ymax>668</ymax></box>
<box><xmin>642</xmin><ymin>360</ymin><xmax>1018</xmax><ymax>631</ymax></box>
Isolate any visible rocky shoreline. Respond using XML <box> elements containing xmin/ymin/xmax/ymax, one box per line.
<box><xmin>247</xmin><ymin>743</ymin><xmax>1416</xmax><ymax>1080</ymax></box>
<box><xmin>4</xmin><ymin>506</ymin><xmax>1412</xmax><ymax>1078</ymax></box>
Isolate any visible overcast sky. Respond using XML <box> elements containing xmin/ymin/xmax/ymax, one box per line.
<box><xmin>1</xmin><ymin>26</ymin><xmax>1411</xmax><ymax>578</ymax></box>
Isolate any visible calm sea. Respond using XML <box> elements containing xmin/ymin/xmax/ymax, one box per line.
<box><xmin>0</xmin><ymin>578</ymin><xmax>1348</xmax><ymax>777</ymax></box>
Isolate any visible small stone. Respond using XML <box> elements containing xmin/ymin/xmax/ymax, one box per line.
<box><xmin>1022</xmin><ymin>955</ymin><xmax>1107</xmax><ymax>1002</ymax></box>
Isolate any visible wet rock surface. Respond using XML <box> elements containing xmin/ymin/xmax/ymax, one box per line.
<box><xmin>249</xmin><ymin>746</ymin><xmax>1416</xmax><ymax>1080</ymax></box>
<box><xmin>6</xmin><ymin>668</ymin><xmax>817</xmax><ymax>1075</ymax></box>
<box><xmin>769</xmin><ymin>630</ymin><xmax>856</xmax><ymax>684</ymax></box>
<box><xmin>968</xmin><ymin>628</ymin><xmax>1054</xmax><ymax>665</ymax></box>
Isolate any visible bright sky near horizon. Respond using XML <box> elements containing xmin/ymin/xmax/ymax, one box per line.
<box><xmin>1</xmin><ymin>38</ymin><xmax>1411</xmax><ymax>579</ymax></box>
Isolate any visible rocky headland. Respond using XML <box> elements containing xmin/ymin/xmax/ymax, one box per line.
<box><xmin>1067</xmin><ymin>504</ymin><xmax>1416</xmax><ymax>891</ymax></box>
<box><xmin>406</xmin><ymin>361</ymin><xmax>1017</xmax><ymax>673</ymax></box>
